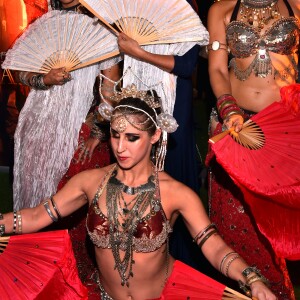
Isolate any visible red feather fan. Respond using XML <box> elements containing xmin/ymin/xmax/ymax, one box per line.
<box><xmin>158</xmin><ymin>261</ymin><xmax>251</xmax><ymax>300</ymax></box>
<box><xmin>0</xmin><ymin>230</ymin><xmax>88</xmax><ymax>299</ymax></box>
<box><xmin>209</xmin><ymin>84</ymin><xmax>300</xmax><ymax>260</ymax></box>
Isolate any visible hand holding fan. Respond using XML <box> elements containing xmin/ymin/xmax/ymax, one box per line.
<box><xmin>160</xmin><ymin>261</ymin><xmax>251</xmax><ymax>300</ymax></box>
<box><xmin>79</xmin><ymin>0</ymin><xmax>208</xmax><ymax>45</ymax></box>
<box><xmin>209</xmin><ymin>119</ymin><xmax>265</xmax><ymax>150</ymax></box>
<box><xmin>1</xmin><ymin>10</ymin><xmax>120</xmax><ymax>74</ymax></box>
<box><xmin>209</xmin><ymin>84</ymin><xmax>300</xmax><ymax>259</ymax></box>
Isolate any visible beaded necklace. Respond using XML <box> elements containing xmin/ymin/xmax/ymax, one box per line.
<box><xmin>105</xmin><ymin>167</ymin><xmax>162</xmax><ymax>287</ymax></box>
<box><xmin>240</xmin><ymin>0</ymin><xmax>281</xmax><ymax>30</ymax></box>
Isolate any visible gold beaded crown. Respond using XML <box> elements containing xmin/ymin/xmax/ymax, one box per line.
<box><xmin>109</xmin><ymin>84</ymin><xmax>161</xmax><ymax>109</ymax></box>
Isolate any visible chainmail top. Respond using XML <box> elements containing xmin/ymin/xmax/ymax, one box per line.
<box><xmin>226</xmin><ymin>0</ymin><xmax>300</xmax><ymax>80</ymax></box>
<box><xmin>226</xmin><ymin>17</ymin><xmax>300</xmax><ymax>59</ymax></box>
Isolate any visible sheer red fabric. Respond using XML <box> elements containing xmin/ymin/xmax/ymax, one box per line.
<box><xmin>57</xmin><ymin>121</ymin><xmax>111</xmax><ymax>300</ymax></box>
<box><xmin>0</xmin><ymin>230</ymin><xmax>88</xmax><ymax>299</ymax></box>
<box><xmin>23</xmin><ymin>0</ymin><xmax>48</xmax><ymax>24</ymax></box>
<box><xmin>210</xmin><ymin>84</ymin><xmax>300</xmax><ymax>260</ymax></box>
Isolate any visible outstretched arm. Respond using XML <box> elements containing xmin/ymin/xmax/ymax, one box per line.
<box><xmin>0</xmin><ymin>170</ymin><xmax>92</xmax><ymax>234</ymax></box>
<box><xmin>172</xmin><ymin>182</ymin><xmax>276</xmax><ymax>300</ymax></box>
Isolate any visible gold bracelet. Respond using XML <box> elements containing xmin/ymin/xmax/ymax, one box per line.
<box><xmin>219</xmin><ymin>251</ymin><xmax>238</xmax><ymax>273</ymax></box>
<box><xmin>224</xmin><ymin>254</ymin><xmax>240</xmax><ymax>276</ymax></box>
<box><xmin>16</xmin><ymin>211</ymin><xmax>22</xmax><ymax>234</ymax></box>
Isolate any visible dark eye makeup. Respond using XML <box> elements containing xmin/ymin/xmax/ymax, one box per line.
<box><xmin>111</xmin><ymin>129</ymin><xmax>140</xmax><ymax>142</ymax></box>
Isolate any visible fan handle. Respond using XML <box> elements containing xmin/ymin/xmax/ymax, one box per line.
<box><xmin>209</xmin><ymin>129</ymin><xmax>234</xmax><ymax>144</ymax></box>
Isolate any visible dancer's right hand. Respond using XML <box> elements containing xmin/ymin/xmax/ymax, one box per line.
<box><xmin>43</xmin><ymin>67</ymin><xmax>72</xmax><ymax>86</ymax></box>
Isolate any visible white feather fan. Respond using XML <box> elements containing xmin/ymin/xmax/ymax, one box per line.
<box><xmin>79</xmin><ymin>0</ymin><xmax>208</xmax><ymax>45</ymax></box>
<box><xmin>2</xmin><ymin>10</ymin><xmax>120</xmax><ymax>73</ymax></box>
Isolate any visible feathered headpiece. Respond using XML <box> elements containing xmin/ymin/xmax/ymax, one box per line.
<box><xmin>98</xmin><ymin>67</ymin><xmax>178</xmax><ymax>171</ymax></box>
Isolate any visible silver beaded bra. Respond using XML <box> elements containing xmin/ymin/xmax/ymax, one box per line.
<box><xmin>226</xmin><ymin>16</ymin><xmax>300</xmax><ymax>80</ymax></box>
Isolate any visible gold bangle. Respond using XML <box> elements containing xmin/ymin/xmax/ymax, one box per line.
<box><xmin>219</xmin><ymin>251</ymin><xmax>238</xmax><ymax>272</ymax></box>
<box><xmin>224</xmin><ymin>254</ymin><xmax>240</xmax><ymax>276</ymax></box>
<box><xmin>16</xmin><ymin>211</ymin><xmax>22</xmax><ymax>234</ymax></box>
<box><xmin>197</xmin><ymin>229</ymin><xmax>218</xmax><ymax>249</ymax></box>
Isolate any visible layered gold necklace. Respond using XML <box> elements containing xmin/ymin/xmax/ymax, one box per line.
<box><xmin>240</xmin><ymin>0</ymin><xmax>281</xmax><ymax>30</ymax></box>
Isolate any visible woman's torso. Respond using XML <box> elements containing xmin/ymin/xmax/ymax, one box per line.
<box><xmin>225</xmin><ymin>0</ymin><xmax>300</xmax><ymax>112</ymax></box>
<box><xmin>84</xmin><ymin>165</ymin><xmax>178</xmax><ymax>300</ymax></box>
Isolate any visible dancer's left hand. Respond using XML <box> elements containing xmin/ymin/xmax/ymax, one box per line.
<box><xmin>250</xmin><ymin>281</ymin><xmax>277</xmax><ymax>300</ymax></box>
<box><xmin>77</xmin><ymin>138</ymin><xmax>100</xmax><ymax>165</ymax></box>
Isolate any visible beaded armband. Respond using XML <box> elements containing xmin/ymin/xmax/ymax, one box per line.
<box><xmin>0</xmin><ymin>212</ymin><xmax>4</xmax><ymax>237</ymax></box>
<box><xmin>0</xmin><ymin>224</ymin><xmax>4</xmax><ymax>236</ymax></box>
<box><xmin>216</xmin><ymin>94</ymin><xmax>243</xmax><ymax>121</ymax></box>
<box><xmin>238</xmin><ymin>266</ymin><xmax>269</xmax><ymax>297</ymax></box>
<box><xmin>16</xmin><ymin>211</ymin><xmax>22</xmax><ymax>234</ymax></box>
<box><xmin>29</xmin><ymin>74</ymin><xmax>50</xmax><ymax>90</ymax></box>
<box><xmin>12</xmin><ymin>211</ymin><xmax>17</xmax><ymax>234</ymax></box>
<box><xmin>19</xmin><ymin>71</ymin><xmax>30</xmax><ymax>85</ymax></box>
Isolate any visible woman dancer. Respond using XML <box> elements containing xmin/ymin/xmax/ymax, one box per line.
<box><xmin>12</xmin><ymin>0</ymin><xmax>120</xmax><ymax>211</ymax></box>
<box><xmin>10</xmin><ymin>2</ymin><xmax>121</xmax><ymax>297</ymax></box>
<box><xmin>116</xmin><ymin>0</ymin><xmax>210</xmax><ymax>271</ymax></box>
<box><xmin>206</xmin><ymin>0</ymin><xmax>299</xmax><ymax>299</ymax></box>
<box><xmin>0</xmin><ymin>86</ymin><xmax>275</xmax><ymax>300</ymax></box>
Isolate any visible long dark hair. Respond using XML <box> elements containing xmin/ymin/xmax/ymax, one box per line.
<box><xmin>49</xmin><ymin>0</ymin><xmax>94</xmax><ymax>17</ymax></box>
<box><xmin>49</xmin><ymin>0</ymin><xmax>62</xmax><ymax>10</ymax></box>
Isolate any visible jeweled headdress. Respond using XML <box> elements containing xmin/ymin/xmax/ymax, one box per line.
<box><xmin>98</xmin><ymin>67</ymin><xmax>178</xmax><ymax>171</ymax></box>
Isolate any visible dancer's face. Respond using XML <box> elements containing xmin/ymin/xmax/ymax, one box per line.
<box><xmin>110</xmin><ymin>117</ymin><xmax>160</xmax><ymax>169</ymax></box>
<box><xmin>59</xmin><ymin>0</ymin><xmax>79</xmax><ymax>8</ymax></box>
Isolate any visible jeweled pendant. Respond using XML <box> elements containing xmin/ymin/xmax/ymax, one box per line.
<box><xmin>258</xmin><ymin>48</ymin><xmax>266</xmax><ymax>59</ymax></box>
<box><xmin>154</xmin><ymin>204</ymin><xmax>160</xmax><ymax>212</ymax></box>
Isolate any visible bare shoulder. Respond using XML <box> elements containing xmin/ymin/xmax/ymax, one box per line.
<box><xmin>209</xmin><ymin>0</ymin><xmax>236</xmax><ymax>14</ymax></box>
<box><xmin>68</xmin><ymin>164</ymin><xmax>116</xmax><ymax>192</ymax></box>
<box><xmin>158</xmin><ymin>171</ymin><xmax>199</xmax><ymax>203</ymax></box>
<box><xmin>208</xmin><ymin>0</ymin><xmax>237</xmax><ymax>27</ymax></box>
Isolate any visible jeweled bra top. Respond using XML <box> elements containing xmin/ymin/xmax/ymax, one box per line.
<box><xmin>226</xmin><ymin>0</ymin><xmax>300</xmax><ymax>80</ymax></box>
<box><xmin>86</xmin><ymin>173</ymin><xmax>172</xmax><ymax>253</ymax></box>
